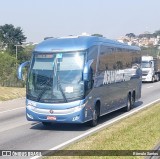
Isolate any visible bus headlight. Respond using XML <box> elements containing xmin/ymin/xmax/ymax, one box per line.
<box><xmin>27</xmin><ymin>100</ymin><xmax>37</xmax><ymax>107</ymax></box>
<box><xmin>27</xmin><ymin>100</ymin><xmax>37</xmax><ymax>111</ymax></box>
<box><xmin>27</xmin><ymin>105</ymin><xmax>36</xmax><ymax>111</ymax></box>
<box><xmin>72</xmin><ymin>103</ymin><xmax>86</xmax><ymax>113</ymax></box>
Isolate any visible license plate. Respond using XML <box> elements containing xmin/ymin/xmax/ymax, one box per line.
<box><xmin>47</xmin><ymin>116</ymin><xmax>56</xmax><ymax>120</ymax></box>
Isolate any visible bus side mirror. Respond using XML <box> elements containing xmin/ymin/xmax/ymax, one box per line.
<box><xmin>17</xmin><ymin>61</ymin><xmax>30</xmax><ymax>80</ymax></box>
<box><xmin>83</xmin><ymin>60</ymin><xmax>93</xmax><ymax>81</ymax></box>
<box><xmin>150</xmin><ymin>60</ymin><xmax>154</xmax><ymax>67</ymax></box>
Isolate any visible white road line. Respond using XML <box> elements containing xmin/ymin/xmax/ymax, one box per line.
<box><xmin>0</xmin><ymin>122</ymin><xmax>29</xmax><ymax>133</ymax></box>
<box><xmin>147</xmin><ymin>86</ymin><xmax>153</xmax><ymax>89</ymax></box>
<box><xmin>30</xmin><ymin>98</ymin><xmax>160</xmax><ymax>159</ymax></box>
<box><xmin>0</xmin><ymin>107</ymin><xmax>25</xmax><ymax>114</ymax></box>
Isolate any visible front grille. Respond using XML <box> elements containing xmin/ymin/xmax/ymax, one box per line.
<box><xmin>142</xmin><ymin>71</ymin><xmax>149</xmax><ymax>76</ymax></box>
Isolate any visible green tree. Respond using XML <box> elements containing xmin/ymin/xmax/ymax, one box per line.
<box><xmin>92</xmin><ymin>34</ymin><xmax>103</xmax><ymax>37</ymax></box>
<box><xmin>153</xmin><ymin>30</ymin><xmax>160</xmax><ymax>37</ymax></box>
<box><xmin>125</xmin><ymin>33</ymin><xmax>136</xmax><ymax>38</ymax></box>
<box><xmin>18</xmin><ymin>45</ymin><xmax>34</xmax><ymax>63</ymax></box>
<box><xmin>138</xmin><ymin>33</ymin><xmax>153</xmax><ymax>39</ymax></box>
<box><xmin>0</xmin><ymin>53</ymin><xmax>16</xmax><ymax>82</ymax></box>
<box><xmin>0</xmin><ymin>24</ymin><xmax>26</xmax><ymax>53</ymax></box>
<box><xmin>141</xmin><ymin>47</ymin><xmax>158</xmax><ymax>57</ymax></box>
<box><xmin>0</xmin><ymin>39</ymin><xmax>3</xmax><ymax>51</ymax></box>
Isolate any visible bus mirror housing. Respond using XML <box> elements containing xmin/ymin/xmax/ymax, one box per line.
<box><xmin>83</xmin><ymin>60</ymin><xmax>93</xmax><ymax>81</ymax></box>
<box><xmin>56</xmin><ymin>53</ymin><xmax>63</xmax><ymax>63</ymax></box>
<box><xmin>150</xmin><ymin>60</ymin><xmax>154</xmax><ymax>68</ymax></box>
<box><xmin>17</xmin><ymin>61</ymin><xmax>30</xmax><ymax>80</ymax></box>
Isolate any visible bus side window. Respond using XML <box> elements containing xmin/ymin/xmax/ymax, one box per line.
<box><xmin>131</xmin><ymin>50</ymin><xmax>141</xmax><ymax>67</ymax></box>
<box><xmin>85</xmin><ymin>46</ymin><xmax>98</xmax><ymax>93</ymax></box>
<box><xmin>98</xmin><ymin>46</ymin><xmax>115</xmax><ymax>72</ymax></box>
<box><xmin>85</xmin><ymin>68</ymin><xmax>93</xmax><ymax>91</ymax></box>
<box><xmin>114</xmin><ymin>48</ymin><xmax>132</xmax><ymax>70</ymax></box>
<box><xmin>87</xmin><ymin>46</ymin><xmax>98</xmax><ymax>75</ymax></box>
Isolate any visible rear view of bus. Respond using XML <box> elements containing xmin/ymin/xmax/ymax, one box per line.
<box><xmin>18</xmin><ymin>36</ymin><xmax>142</xmax><ymax>126</ymax></box>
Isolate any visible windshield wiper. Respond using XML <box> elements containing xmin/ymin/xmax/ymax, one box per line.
<box><xmin>57</xmin><ymin>77</ymin><xmax>68</xmax><ymax>103</ymax></box>
<box><xmin>37</xmin><ymin>78</ymin><xmax>51</xmax><ymax>102</ymax></box>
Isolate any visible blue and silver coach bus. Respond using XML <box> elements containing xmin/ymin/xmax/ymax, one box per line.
<box><xmin>18</xmin><ymin>35</ymin><xmax>142</xmax><ymax>126</ymax></box>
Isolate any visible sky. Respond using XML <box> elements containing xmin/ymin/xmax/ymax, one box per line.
<box><xmin>0</xmin><ymin>0</ymin><xmax>160</xmax><ymax>43</ymax></box>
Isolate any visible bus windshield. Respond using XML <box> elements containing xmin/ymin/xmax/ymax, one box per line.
<box><xmin>27</xmin><ymin>51</ymin><xmax>85</xmax><ymax>103</ymax></box>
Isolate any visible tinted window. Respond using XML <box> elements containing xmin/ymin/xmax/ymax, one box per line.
<box><xmin>87</xmin><ymin>46</ymin><xmax>98</xmax><ymax>74</ymax></box>
<box><xmin>114</xmin><ymin>48</ymin><xmax>133</xmax><ymax>69</ymax></box>
<box><xmin>98</xmin><ymin>45</ymin><xmax>115</xmax><ymax>71</ymax></box>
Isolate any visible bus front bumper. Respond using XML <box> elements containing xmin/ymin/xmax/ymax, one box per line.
<box><xmin>142</xmin><ymin>75</ymin><xmax>152</xmax><ymax>82</ymax></box>
<box><xmin>26</xmin><ymin>105</ymin><xmax>87</xmax><ymax>124</ymax></box>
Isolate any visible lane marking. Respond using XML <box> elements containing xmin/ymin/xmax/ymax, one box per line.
<box><xmin>0</xmin><ymin>120</ymin><xmax>40</xmax><ymax>133</ymax></box>
<box><xmin>147</xmin><ymin>86</ymin><xmax>153</xmax><ymax>89</ymax></box>
<box><xmin>0</xmin><ymin>122</ymin><xmax>40</xmax><ymax>133</ymax></box>
<box><xmin>30</xmin><ymin>98</ymin><xmax>160</xmax><ymax>159</ymax></box>
<box><xmin>0</xmin><ymin>122</ymin><xmax>29</xmax><ymax>133</ymax></box>
<box><xmin>0</xmin><ymin>107</ymin><xmax>25</xmax><ymax>114</ymax></box>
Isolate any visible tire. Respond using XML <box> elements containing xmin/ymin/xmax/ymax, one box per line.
<box><xmin>152</xmin><ymin>76</ymin><xmax>155</xmax><ymax>83</ymax></box>
<box><xmin>124</xmin><ymin>94</ymin><xmax>131</xmax><ymax>112</ymax></box>
<box><xmin>131</xmin><ymin>92</ymin><xmax>135</xmax><ymax>108</ymax></box>
<box><xmin>156</xmin><ymin>75</ymin><xmax>159</xmax><ymax>82</ymax></box>
<box><xmin>42</xmin><ymin>122</ymin><xmax>52</xmax><ymax>126</ymax></box>
<box><xmin>89</xmin><ymin>107</ymin><xmax>98</xmax><ymax>127</ymax></box>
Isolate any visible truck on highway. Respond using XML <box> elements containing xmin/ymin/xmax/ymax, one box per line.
<box><xmin>141</xmin><ymin>56</ymin><xmax>160</xmax><ymax>82</ymax></box>
<box><xmin>17</xmin><ymin>35</ymin><xmax>142</xmax><ymax>126</ymax></box>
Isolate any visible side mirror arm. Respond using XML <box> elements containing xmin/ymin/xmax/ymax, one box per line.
<box><xmin>17</xmin><ymin>61</ymin><xmax>30</xmax><ymax>80</ymax></box>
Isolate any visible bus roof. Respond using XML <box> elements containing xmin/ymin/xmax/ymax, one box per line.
<box><xmin>34</xmin><ymin>36</ymin><xmax>140</xmax><ymax>52</ymax></box>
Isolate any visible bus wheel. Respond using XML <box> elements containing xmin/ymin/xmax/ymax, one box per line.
<box><xmin>156</xmin><ymin>75</ymin><xmax>159</xmax><ymax>82</ymax></box>
<box><xmin>42</xmin><ymin>122</ymin><xmax>52</xmax><ymax>126</ymax></box>
<box><xmin>89</xmin><ymin>107</ymin><xmax>98</xmax><ymax>127</ymax></box>
<box><xmin>131</xmin><ymin>92</ymin><xmax>135</xmax><ymax>108</ymax></box>
<box><xmin>124</xmin><ymin>94</ymin><xmax>131</xmax><ymax>112</ymax></box>
<box><xmin>152</xmin><ymin>76</ymin><xmax>155</xmax><ymax>83</ymax></box>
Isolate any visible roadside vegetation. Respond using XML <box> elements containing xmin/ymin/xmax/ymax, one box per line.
<box><xmin>0</xmin><ymin>24</ymin><xmax>34</xmax><ymax>87</ymax></box>
<box><xmin>0</xmin><ymin>87</ymin><xmax>25</xmax><ymax>101</ymax></box>
<box><xmin>45</xmin><ymin>103</ymin><xmax>160</xmax><ymax>159</ymax></box>
<box><xmin>0</xmin><ymin>23</ymin><xmax>160</xmax><ymax>87</ymax></box>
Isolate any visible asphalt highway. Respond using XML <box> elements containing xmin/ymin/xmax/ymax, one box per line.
<box><xmin>0</xmin><ymin>82</ymin><xmax>160</xmax><ymax>158</ymax></box>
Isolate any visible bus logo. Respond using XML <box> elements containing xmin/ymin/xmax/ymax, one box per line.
<box><xmin>50</xmin><ymin>110</ymin><xmax>54</xmax><ymax>114</ymax></box>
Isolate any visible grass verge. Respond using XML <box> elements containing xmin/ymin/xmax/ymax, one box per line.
<box><xmin>0</xmin><ymin>87</ymin><xmax>25</xmax><ymax>101</ymax></box>
<box><xmin>45</xmin><ymin>103</ymin><xmax>160</xmax><ymax>159</ymax></box>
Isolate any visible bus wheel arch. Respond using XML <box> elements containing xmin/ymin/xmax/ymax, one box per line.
<box><xmin>123</xmin><ymin>92</ymin><xmax>132</xmax><ymax>112</ymax></box>
<box><xmin>42</xmin><ymin>122</ymin><xmax>52</xmax><ymax>127</ymax></box>
<box><xmin>89</xmin><ymin>100</ymin><xmax>100</xmax><ymax>127</ymax></box>
<box><xmin>152</xmin><ymin>76</ymin><xmax>155</xmax><ymax>83</ymax></box>
<box><xmin>131</xmin><ymin>90</ymin><xmax>136</xmax><ymax>107</ymax></box>
<box><xmin>95</xmin><ymin>100</ymin><xmax>100</xmax><ymax>117</ymax></box>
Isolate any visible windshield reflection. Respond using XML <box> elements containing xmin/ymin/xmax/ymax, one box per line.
<box><xmin>27</xmin><ymin>52</ymin><xmax>85</xmax><ymax>103</ymax></box>
<box><xmin>141</xmin><ymin>61</ymin><xmax>151</xmax><ymax>68</ymax></box>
